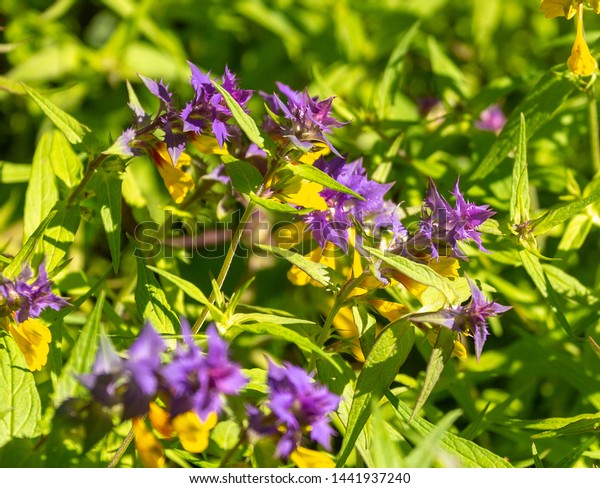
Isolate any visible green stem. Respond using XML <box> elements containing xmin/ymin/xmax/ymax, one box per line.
<box><xmin>308</xmin><ymin>270</ymin><xmax>369</xmax><ymax>371</ymax></box>
<box><xmin>218</xmin><ymin>427</ymin><xmax>248</xmax><ymax>468</ymax></box>
<box><xmin>192</xmin><ymin>200</ymin><xmax>257</xmax><ymax>334</ymax></box>
<box><xmin>588</xmin><ymin>86</ymin><xmax>600</xmax><ymax>174</ymax></box>
<box><xmin>107</xmin><ymin>422</ymin><xmax>136</xmax><ymax>468</ymax></box>
<box><xmin>67</xmin><ymin>153</ymin><xmax>108</xmax><ymax>207</ymax></box>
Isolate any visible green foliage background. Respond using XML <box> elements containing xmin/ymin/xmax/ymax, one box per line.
<box><xmin>1</xmin><ymin>0</ymin><xmax>599</xmax><ymax>468</ymax></box>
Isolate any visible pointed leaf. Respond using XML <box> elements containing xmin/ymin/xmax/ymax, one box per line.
<box><xmin>531</xmin><ymin>190</ymin><xmax>600</xmax><ymax>236</ymax></box>
<box><xmin>286</xmin><ymin>163</ymin><xmax>364</xmax><ymax>200</ymax></box>
<box><xmin>50</xmin><ymin>131</ymin><xmax>83</xmax><ymax>193</ymax></box>
<box><xmin>93</xmin><ymin>169</ymin><xmax>122</xmax><ymax>272</ymax></box>
<box><xmin>225</xmin><ymin>159</ymin><xmax>263</xmax><ymax>195</ymax></box>
<box><xmin>42</xmin><ymin>203</ymin><xmax>81</xmax><ymax>273</ymax></box>
<box><xmin>510</xmin><ymin>113</ymin><xmax>530</xmax><ymax>224</ymax></box>
<box><xmin>0</xmin><ymin>331</ymin><xmax>42</xmax><ymax>448</ymax></box>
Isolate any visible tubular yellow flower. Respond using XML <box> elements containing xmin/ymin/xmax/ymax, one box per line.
<box><xmin>2</xmin><ymin>317</ymin><xmax>52</xmax><ymax>371</ymax></box>
<box><xmin>539</xmin><ymin>0</ymin><xmax>577</xmax><ymax>19</ymax></box>
<box><xmin>567</xmin><ymin>2</ymin><xmax>597</xmax><ymax>76</ymax></box>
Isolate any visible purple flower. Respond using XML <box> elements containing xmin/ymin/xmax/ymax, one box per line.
<box><xmin>162</xmin><ymin>323</ymin><xmax>247</xmax><ymax>420</ymax></box>
<box><xmin>261</xmin><ymin>83</ymin><xmax>346</xmax><ymax>155</ymax></box>
<box><xmin>410</xmin><ymin>178</ymin><xmax>494</xmax><ymax>259</ymax></box>
<box><xmin>302</xmin><ymin>156</ymin><xmax>405</xmax><ymax>252</ymax></box>
<box><xmin>248</xmin><ymin>361</ymin><xmax>339</xmax><ymax>459</ymax></box>
<box><xmin>475</xmin><ymin>104</ymin><xmax>506</xmax><ymax>133</ymax></box>
<box><xmin>409</xmin><ymin>277</ymin><xmax>511</xmax><ymax>360</ymax></box>
<box><xmin>0</xmin><ymin>263</ymin><xmax>68</xmax><ymax>323</ymax></box>
<box><xmin>181</xmin><ymin>63</ymin><xmax>253</xmax><ymax>147</ymax></box>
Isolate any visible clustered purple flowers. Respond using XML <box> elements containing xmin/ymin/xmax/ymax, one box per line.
<box><xmin>248</xmin><ymin>361</ymin><xmax>340</xmax><ymax>458</ymax></box>
<box><xmin>302</xmin><ymin>156</ymin><xmax>405</xmax><ymax>252</ymax></box>
<box><xmin>0</xmin><ymin>263</ymin><xmax>68</xmax><ymax>323</ymax></box>
<box><xmin>80</xmin><ymin>323</ymin><xmax>247</xmax><ymax>421</ymax></box>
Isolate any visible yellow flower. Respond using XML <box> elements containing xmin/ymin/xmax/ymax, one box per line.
<box><xmin>189</xmin><ymin>134</ymin><xmax>229</xmax><ymax>155</ymax></box>
<box><xmin>280</xmin><ymin>177</ymin><xmax>328</xmax><ymax>210</ymax></box>
<box><xmin>567</xmin><ymin>2</ymin><xmax>597</xmax><ymax>76</ymax></box>
<box><xmin>290</xmin><ymin>446</ymin><xmax>335</xmax><ymax>468</ymax></box>
<box><xmin>150</xmin><ymin>143</ymin><xmax>195</xmax><ymax>204</ymax></box>
<box><xmin>1</xmin><ymin>317</ymin><xmax>52</xmax><ymax>371</ymax></box>
<box><xmin>539</xmin><ymin>0</ymin><xmax>577</xmax><ymax>19</ymax></box>
<box><xmin>171</xmin><ymin>411</ymin><xmax>218</xmax><ymax>453</ymax></box>
<box><xmin>133</xmin><ymin>417</ymin><xmax>166</xmax><ymax>468</ymax></box>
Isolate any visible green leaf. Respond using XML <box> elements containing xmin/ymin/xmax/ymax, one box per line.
<box><xmin>93</xmin><ymin>169</ymin><xmax>122</xmax><ymax>272</ymax></box>
<box><xmin>365</xmin><ymin>247</ymin><xmax>457</xmax><ymax>303</ymax></box>
<box><xmin>211</xmin><ymin>80</ymin><xmax>265</xmax><ymax>150</ymax></box>
<box><xmin>553</xmin><ymin>438</ymin><xmax>594</xmax><ymax>467</ymax></box>
<box><xmin>42</xmin><ymin>202</ymin><xmax>81</xmax><ymax>273</ymax></box>
<box><xmin>529</xmin><ymin>413</ymin><xmax>600</xmax><ymax>439</ymax></box>
<box><xmin>471</xmin><ymin>69</ymin><xmax>573</xmax><ymax>181</ymax></box>
<box><xmin>588</xmin><ymin>336</ymin><xmax>600</xmax><ymax>360</ymax></box>
<box><xmin>0</xmin><ymin>331</ymin><xmax>42</xmax><ymax>448</ymax></box>
<box><xmin>286</xmin><ymin>163</ymin><xmax>364</xmax><ymax>200</ymax></box>
<box><xmin>370</xmin><ymin>405</ymin><xmax>406</xmax><ymax>467</ymax></box>
<box><xmin>411</xmin><ymin>326</ymin><xmax>455</xmax><ymax>420</ymax></box>
<box><xmin>225</xmin><ymin>159</ymin><xmax>263</xmax><ymax>195</ymax></box>
<box><xmin>519</xmin><ymin>249</ymin><xmax>577</xmax><ymax>338</ymax></box>
<box><xmin>336</xmin><ymin>322</ymin><xmax>415</xmax><ymax>467</ymax></box>
<box><xmin>257</xmin><ymin>244</ymin><xmax>345</xmax><ymax>289</ymax></box>
<box><xmin>135</xmin><ymin>257</ymin><xmax>179</xmax><ymax>334</ymax></box>
<box><xmin>50</xmin><ymin>131</ymin><xmax>83</xmax><ymax>193</ymax></box>
<box><xmin>3</xmin><ymin>209</ymin><xmax>57</xmax><ymax>278</ymax></box>
<box><xmin>531</xmin><ymin>190</ymin><xmax>600</xmax><ymax>236</ymax></box>
<box><xmin>428</xmin><ymin>36</ymin><xmax>469</xmax><ymax>98</ymax></box>
<box><xmin>53</xmin><ymin>292</ymin><xmax>105</xmax><ymax>407</ymax></box>
<box><xmin>531</xmin><ymin>443</ymin><xmax>545</xmax><ymax>468</ymax></box>
<box><xmin>0</xmin><ymin>161</ymin><xmax>31</xmax><ymax>183</ymax></box>
<box><xmin>21</xmin><ymin>83</ymin><xmax>90</xmax><ymax>144</ymax></box>
<box><xmin>230</xmin><ymin>322</ymin><xmax>341</xmax><ymax>370</ymax></box>
<box><xmin>146</xmin><ymin>265</ymin><xmax>210</xmax><ymax>307</ymax></box>
<box><xmin>376</xmin><ymin>22</ymin><xmax>420</xmax><ymax>120</ymax></box>
<box><xmin>23</xmin><ymin>132</ymin><xmax>59</xmax><ymax>241</ymax></box>
<box><xmin>248</xmin><ymin>192</ymin><xmax>304</xmax><ymax>214</ymax></box>
<box><xmin>510</xmin><ymin>113</ymin><xmax>530</xmax><ymax>225</ymax></box>
<box><xmin>385</xmin><ymin>392</ymin><xmax>513</xmax><ymax>467</ymax></box>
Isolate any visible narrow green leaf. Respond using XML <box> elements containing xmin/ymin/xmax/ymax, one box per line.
<box><xmin>411</xmin><ymin>326</ymin><xmax>454</xmax><ymax>420</ymax></box>
<box><xmin>336</xmin><ymin>322</ymin><xmax>415</xmax><ymax>467</ymax></box>
<box><xmin>230</xmin><ymin>322</ymin><xmax>340</xmax><ymax>370</ymax></box>
<box><xmin>24</xmin><ymin>132</ymin><xmax>59</xmax><ymax>241</ymax></box>
<box><xmin>510</xmin><ymin>113</ymin><xmax>530</xmax><ymax>224</ymax></box>
<box><xmin>93</xmin><ymin>169</ymin><xmax>122</xmax><ymax>272</ymax></box>
<box><xmin>554</xmin><ymin>438</ymin><xmax>594</xmax><ymax>467</ymax></box>
<box><xmin>3</xmin><ymin>209</ymin><xmax>57</xmax><ymax>278</ymax></box>
<box><xmin>21</xmin><ymin>83</ymin><xmax>90</xmax><ymax>144</ymax></box>
<box><xmin>286</xmin><ymin>163</ymin><xmax>364</xmax><ymax>200</ymax></box>
<box><xmin>0</xmin><ymin>161</ymin><xmax>31</xmax><ymax>183</ymax></box>
<box><xmin>531</xmin><ymin>190</ymin><xmax>600</xmax><ymax>236</ymax></box>
<box><xmin>504</xmin><ymin>412</ymin><xmax>600</xmax><ymax>431</ymax></box>
<box><xmin>53</xmin><ymin>292</ymin><xmax>105</xmax><ymax>407</ymax></box>
<box><xmin>42</xmin><ymin>203</ymin><xmax>81</xmax><ymax>273</ymax></box>
<box><xmin>471</xmin><ymin>69</ymin><xmax>573</xmax><ymax>181</ymax></box>
<box><xmin>225</xmin><ymin>159</ymin><xmax>263</xmax><ymax>195</ymax></box>
<box><xmin>0</xmin><ymin>331</ymin><xmax>42</xmax><ymax>448</ymax></box>
<box><xmin>531</xmin><ymin>443</ymin><xmax>545</xmax><ymax>468</ymax></box>
<box><xmin>366</xmin><ymin>247</ymin><xmax>457</xmax><ymax>303</ymax></box>
<box><xmin>248</xmin><ymin>192</ymin><xmax>304</xmax><ymax>214</ymax></box>
<box><xmin>50</xmin><ymin>131</ymin><xmax>83</xmax><ymax>193</ymax></box>
<box><xmin>135</xmin><ymin>257</ymin><xmax>179</xmax><ymax>334</ymax></box>
<box><xmin>376</xmin><ymin>22</ymin><xmax>420</xmax><ymax>119</ymax></box>
<box><xmin>588</xmin><ymin>336</ymin><xmax>600</xmax><ymax>360</ymax></box>
<box><xmin>404</xmin><ymin>410</ymin><xmax>463</xmax><ymax>467</ymax></box>
<box><xmin>386</xmin><ymin>392</ymin><xmax>513</xmax><ymax>467</ymax></box>
<box><xmin>257</xmin><ymin>244</ymin><xmax>345</xmax><ymax>289</ymax></box>
<box><xmin>519</xmin><ymin>249</ymin><xmax>577</xmax><ymax>338</ymax></box>
<box><xmin>211</xmin><ymin>81</ymin><xmax>265</xmax><ymax>150</ymax></box>
<box><xmin>370</xmin><ymin>405</ymin><xmax>406</xmax><ymax>467</ymax></box>
<box><xmin>532</xmin><ymin>417</ymin><xmax>600</xmax><ymax>439</ymax></box>
<box><xmin>428</xmin><ymin>36</ymin><xmax>469</xmax><ymax>97</ymax></box>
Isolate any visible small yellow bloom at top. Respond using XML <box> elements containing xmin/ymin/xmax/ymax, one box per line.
<box><xmin>290</xmin><ymin>446</ymin><xmax>335</xmax><ymax>468</ymax></box>
<box><xmin>567</xmin><ymin>2</ymin><xmax>597</xmax><ymax>76</ymax></box>
<box><xmin>539</xmin><ymin>0</ymin><xmax>577</xmax><ymax>19</ymax></box>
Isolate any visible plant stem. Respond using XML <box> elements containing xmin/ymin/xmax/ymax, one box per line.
<box><xmin>588</xmin><ymin>86</ymin><xmax>600</xmax><ymax>174</ymax></box>
<box><xmin>218</xmin><ymin>427</ymin><xmax>248</xmax><ymax>468</ymax></box>
<box><xmin>67</xmin><ymin>153</ymin><xmax>109</xmax><ymax>207</ymax></box>
<box><xmin>192</xmin><ymin>200</ymin><xmax>257</xmax><ymax>334</ymax></box>
<box><xmin>107</xmin><ymin>423</ymin><xmax>135</xmax><ymax>468</ymax></box>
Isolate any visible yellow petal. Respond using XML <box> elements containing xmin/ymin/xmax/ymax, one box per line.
<box><xmin>539</xmin><ymin>0</ymin><xmax>577</xmax><ymax>19</ymax></box>
<box><xmin>287</xmin><ymin>244</ymin><xmax>338</xmax><ymax>287</ymax></box>
<box><xmin>283</xmin><ymin>179</ymin><xmax>328</xmax><ymax>210</ymax></box>
<box><xmin>171</xmin><ymin>411</ymin><xmax>217</xmax><ymax>453</ymax></box>
<box><xmin>426</xmin><ymin>329</ymin><xmax>467</xmax><ymax>360</ymax></box>
<box><xmin>151</xmin><ymin>144</ymin><xmax>195</xmax><ymax>204</ymax></box>
<box><xmin>148</xmin><ymin>402</ymin><xmax>174</xmax><ymax>438</ymax></box>
<box><xmin>332</xmin><ymin>306</ymin><xmax>365</xmax><ymax>362</ymax></box>
<box><xmin>567</xmin><ymin>3</ymin><xmax>597</xmax><ymax>76</ymax></box>
<box><xmin>273</xmin><ymin>222</ymin><xmax>306</xmax><ymax>249</ymax></box>
<box><xmin>8</xmin><ymin>319</ymin><xmax>51</xmax><ymax>371</ymax></box>
<box><xmin>297</xmin><ymin>142</ymin><xmax>330</xmax><ymax>165</ymax></box>
<box><xmin>290</xmin><ymin>446</ymin><xmax>335</xmax><ymax>468</ymax></box>
<box><xmin>190</xmin><ymin>134</ymin><xmax>229</xmax><ymax>155</ymax></box>
<box><xmin>133</xmin><ymin>417</ymin><xmax>165</xmax><ymax>468</ymax></box>
<box><xmin>369</xmin><ymin>300</ymin><xmax>405</xmax><ymax>322</ymax></box>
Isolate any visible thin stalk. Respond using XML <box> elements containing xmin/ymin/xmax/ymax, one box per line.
<box><xmin>107</xmin><ymin>423</ymin><xmax>135</xmax><ymax>468</ymax></box>
<box><xmin>588</xmin><ymin>86</ymin><xmax>600</xmax><ymax>174</ymax></box>
<box><xmin>67</xmin><ymin>153</ymin><xmax>108</xmax><ymax>207</ymax></box>
<box><xmin>218</xmin><ymin>427</ymin><xmax>248</xmax><ymax>468</ymax></box>
<box><xmin>192</xmin><ymin>200</ymin><xmax>257</xmax><ymax>334</ymax></box>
